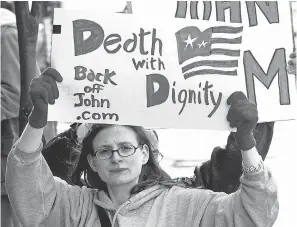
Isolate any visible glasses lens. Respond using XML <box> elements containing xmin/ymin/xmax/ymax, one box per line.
<box><xmin>96</xmin><ymin>149</ymin><xmax>111</xmax><ymax>159</ymax></box>
<box><xmin>119</xmin><ymin>145</ymin><xmax>135</xmax><ymax>157</ymax></box>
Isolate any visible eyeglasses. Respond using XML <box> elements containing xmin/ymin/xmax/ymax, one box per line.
<box><xmin>94</xmin><ymin>144</ymin><xmax>142</xmax><ymax>160</ymax></box>
<box><xmin>153</xmin><ymin>150</ymin><xmax>163</xmax><ymax>163</ymax></box>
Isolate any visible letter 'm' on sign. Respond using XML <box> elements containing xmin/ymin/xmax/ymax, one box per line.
<box><xmin>146</xmin><ymin>74</ymin><xmax>169</xmax><ymax>107</ymax></box>
<box><xmin>243</xmin><ymin>48</ymin><xmax>290</xmax><ymax>105</ymax></box>
<box><xmin>73</xmin><ymin>19</ymin><xmax>104</xmax><ymax>56</ymax></box>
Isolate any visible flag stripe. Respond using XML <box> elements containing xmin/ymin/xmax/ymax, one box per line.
<box><xmin>212</xmin><ymin>32</ymin><xmax>243</xmax><ymax>39</ymax></box>
<box><xmin>182</xmin><ymin>54</ymin><xmax>239</xmax><ymax>63</ymax></box>
<box><xmin>182</xmin><ymin>60</ymin><xmax>238</xmax><ymax>73</ymax></box>
<box><xmin>211</xmin><ymin>37</ymin><xmax>242</xmax><ymax>44</ymax></box>
<box><xmin>212</xmin><ymin>26</ymin><xmax>243</xmax><ymax>34</ymax></box>
<box><xmin>211</xmin><ymin>43</ymin><xmax>242</xmax><ymax>50</ymax></box>
<box><xmin>184</xmin><ymin>69</ymin><xmax>238</xmax><ymax>79</ymax></box>
<box><xmin>211</xmin><ymin>48</ymin><xmax>240</xmax><ymax>56</ymax></box>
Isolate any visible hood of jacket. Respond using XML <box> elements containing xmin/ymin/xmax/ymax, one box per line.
<box><xmin>94</xmin><ymin>184</ymin><xmax>167</xmax><ymax>212</ymax></box>
<box><xmin>93</xmin><ymin>184</ymin><xmax>168</xmax><ymax>227</ymax></box>
<box><xmin>0</xmin><ymin>8</ymin><xmax>16</xmax><ymax>27</ymax></box>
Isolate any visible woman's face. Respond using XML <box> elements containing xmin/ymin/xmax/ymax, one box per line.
<box><xmin>87</xmin><ymin>125</ymin><xmax>149</xmax><ymax>187</ymax></box>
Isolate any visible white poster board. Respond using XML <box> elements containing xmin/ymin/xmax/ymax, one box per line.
<box><xmin>133</xmin><ymin>1</ymin><xmax>297</xmax><ymax>121</ymax></box>
<box><xmin>49</xmin><ymin>3</ymin><xmax>296</xmax><ymax>130</ymax></box>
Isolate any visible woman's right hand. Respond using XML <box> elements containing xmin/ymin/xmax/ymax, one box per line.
<box><xmin>28</xmin><ymin>68</ymin><xmax>63</xmax><ymax>128</ymax></box>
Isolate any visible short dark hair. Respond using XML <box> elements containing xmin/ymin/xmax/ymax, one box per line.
<box><xmin>71</xmin><ymin>124</ymin><xmax>177</xmax><ymax>194</ymax></box>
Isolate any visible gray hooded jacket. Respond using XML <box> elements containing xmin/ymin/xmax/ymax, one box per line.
<box><xmin>6</xmin><ymin>141</ymin><xmax>278</xmax><ymax>227</ymax></box>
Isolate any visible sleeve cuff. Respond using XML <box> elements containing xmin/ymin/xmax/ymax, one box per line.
<box><xmin>241</xmin><ymin>160</ymin><xmax>269</xmax><ymax>183</ymax></box>
<box><xmin>242</xmin><ymin>159</ymin><xmax>264</xmax><ymax>175</ymax></box>
<box><xmin>12</xmin><ymin>139</ymin><xmax>44</xmax><ymax>163</ymax></box>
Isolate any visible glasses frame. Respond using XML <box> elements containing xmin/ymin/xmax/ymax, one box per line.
<box><xmin>93</xmin><ymin>144</ymin><xmax>142</xmax><ymax>160</ymax></box>
<box><xmin>153</xmin><ymin>150</ymin><xmax>164</xmax><ymax>163</ymax></box>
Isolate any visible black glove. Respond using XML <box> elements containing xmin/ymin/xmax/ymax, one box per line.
<box><xmin>28</xmin><ymin>68</ymin><xmax>63</xmax><ymax>128</ymax></box>
<box><xmin>227</xmin><ymin>91</ymin><xmax>258</xmax><ymax>151</ymax></box>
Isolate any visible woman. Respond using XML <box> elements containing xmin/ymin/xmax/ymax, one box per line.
<box><xmin>40</xmin><ymin>121</ymin><xmax>274</xmax><ymax>192</ymax></box>
<box><xmin>41</xmin><ymin>119</ymin><xmax>274</xmax><ymax>191</ymax></box>
<box><xmin>6</xmin><ymin>68</ymin><xmax>278</xmax><ymax>227</ymax></box>
<box><xmin>41</xmin><ymin>123</ymin><xmax>169</xmax><ymax>185</ymax></box>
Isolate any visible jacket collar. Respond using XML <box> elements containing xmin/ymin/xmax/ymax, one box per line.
<box><xmin>94</xmin><ymin>184</ymin><xmax>167</xmax><ymax>212</ymax></box>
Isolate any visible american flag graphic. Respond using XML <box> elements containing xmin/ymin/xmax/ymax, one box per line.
<box><xmin>175</xmin><ymin>26</ymin><xmax>243</xmax><ymax>79</ymax></box>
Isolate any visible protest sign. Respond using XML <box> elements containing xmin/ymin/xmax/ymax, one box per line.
<box><xmin>49</xmin><ymin>2</ymin><xmax>296</xmax><ymax>130</ymax></box>
<box><xmin>133</xmin><ymin>1</ymin><xmax>297</xmax><ymax>122</ymax></box>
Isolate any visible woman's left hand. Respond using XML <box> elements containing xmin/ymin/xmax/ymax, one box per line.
<box><xmin>227</xmin><ymin>91</ymin><xmax>258</xmax><ymax>151</ymax></box>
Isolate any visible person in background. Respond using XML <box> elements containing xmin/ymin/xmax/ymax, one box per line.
<box><xmin>1</xmin><ymin>2</ymin><xmax>58</xmax><ymax>226</ymax></box>
<box><xmin>41</xmin><ymin>123</ymin><xmax>87</xmax><ymax>185</ymax></box>
<box><xmin>1</xmin><ymin>2</ymin><xmax>24</xmax><ymax>227</ymax></box>
<box><xmin>145</xmin><ymin>123</ymin><xmax>274</xmax><ymax>193</ymax></box>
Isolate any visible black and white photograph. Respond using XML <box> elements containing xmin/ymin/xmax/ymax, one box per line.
<box><xmin>1</xmin><ymin>1</ymin><xmax>297</xmax><ymax>226</ymax></box>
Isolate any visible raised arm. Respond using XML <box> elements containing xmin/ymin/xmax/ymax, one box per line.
<box><xmin>202</xmin><ymin>91</ymin><xmax>278</xmax><ymax>226</ymax></box>
<box><xmin>170</xmin><ymin>92</ymin><xmax>278</xmax><ymax>227</ymax></box>
<box><xmin>193</xmin><ymin>148</ymin><xmax>278</xmax><ymax>227</ymax></box>
<box><xmin>5</xmin><ymin>68</ymin><xmax>60</xmax><ymax>226</ymax></box>
<box><xmin>5</xmin><ymin>68</ymin><xmax>95</xmax><ymax>227</ymax></box>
